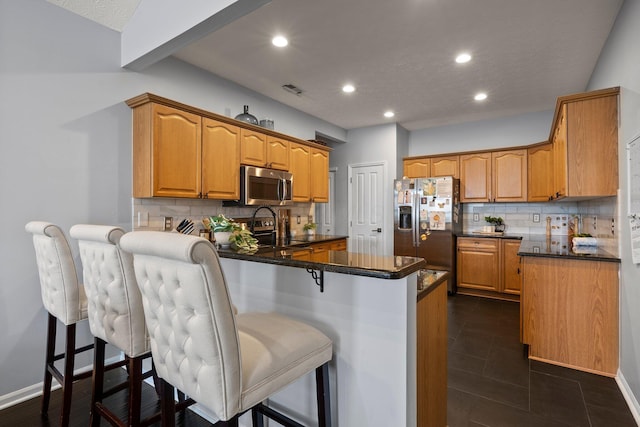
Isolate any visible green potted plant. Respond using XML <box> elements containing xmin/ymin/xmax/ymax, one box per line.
<box><xmin>206</xmin><ymin>214</ymin><xmax>258</xmax><ymax>252</ymax></box>
<box><xmin>484</xmin><ymin>216</ymin><xmax>505</xmax><ymax>232</ymax></box>
<box><xmin>303</xmin><ymin>222</ymin><xmax>317</xmax><ymax>236</ymax></box>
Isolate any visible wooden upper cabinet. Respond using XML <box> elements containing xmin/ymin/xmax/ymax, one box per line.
<box><xmin>403</xmin><ymin>158</ymin><xmax>430</xmax><ymax>178</ymax></box>
<box><xmin>201</xmin><ymin>118</ymin><xmax>240</xmax><ymax>200</ymax></box>
<box><xmin>460</xmin><ymin>153</ymin><xmax>491</xmax><ymax>202</ymax></box>
<box><xmin>552</xmin><ymin>104</ymin><xmax>568</xmax><ymax>199</ymax></box>
<box><xmin>240</xmin><ymin>128</ymin><xmax>267</xmax><ymax>166</ymax></box>
<box><xmin>137</xmin><ymin>103</ymin><xmax>202</xmax><ymax>198</ymax></box>
<box><xmin>492</xmin><ymin>149</ymin><xmax>527</xmax><ymax>202</ymax></box>
<box><xmin>290</xmin><ymin>142</ymin><xmax>311</xmax><ymax>202</ymax></box>
<box><xmin>565</xmin><ymin>92</ymin><xmax>618</xmax><ymax>198</ymax></box>
<box><xmin>528</xmin><ymin>143</ymin><xmax>554</xmax><ymax>202</ymax></box>
<box><xmin>430</xmin><ymin>155</ymin><xmax>459</xmax><ymax>178</ymax></box>
<box><xmin>310</xmin><ymin>148</ymin><xmax>329</xmax><ymax>203</ymax></box>
<box><xmin>266</xmin><ymin>136</ymin><xmax>290</xmax><ymax>170</ymax></box>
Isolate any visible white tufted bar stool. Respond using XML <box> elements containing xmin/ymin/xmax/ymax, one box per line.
<box><xmin>120</xmin><ymin>231</ymin><xmax>333</xmax><ymax>427</ymax></box>
<box><xmin>70</xmin><ymin>224</ymin><xmax>184</xmax><ymax>427</ymax></box>
<box><xmin>25</xmin><ymin>221</ymin><xmax>96</xmax><ymax>427</ymax></box>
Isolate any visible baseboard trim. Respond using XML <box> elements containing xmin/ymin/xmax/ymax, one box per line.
<box><xmin>617</xmin><ymin>370</ymin><xmax>640</xmax><ymax>425</ymax></box>
<box><xmin>0</xmin><ymin>356</ymin><xmax>122</xmax><ymax>411</ymax></box>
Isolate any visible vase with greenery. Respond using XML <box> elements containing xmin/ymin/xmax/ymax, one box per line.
<box><xmin>207</xmin><ymin>214</ymin><xmax>258</xmax><ymax>252</ymax></box>
<box><xmin>303</xmin><ymin>222</ymin><xmax>317</xmax><ymax>235</ymax></box>
<box><xmin>484</xmin><ymin>216</ymin><xmax>505</xmax><ymax>232</ymax></box>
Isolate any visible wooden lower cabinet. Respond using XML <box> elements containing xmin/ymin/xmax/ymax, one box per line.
<box><xmin>501</xmin><ymin>240</ymin><xmax>522</xmax><ymax>295</ymax></box>
<box><xmin>293</xmin><ymin>239</ymin><xmax>347</xmax><ymax>262</ymax></box>
<box><xmin>521</xmin><ymin>256</ymin><xmax>619</xmax><ymax>376</ymax></box>
<box><xmin>417</xmin><ymin>280</ymin><xmax>447</xmax><ymax>427</ymax></box>
<box><xmin>457</xmin><ymin>237</ymin><xmax>500</xmax><ymax>292</ymax></box>
<box><xmin>457</xmin><ymin>237</ymin><xmax>521</xmax><ymax>298</ymax></box>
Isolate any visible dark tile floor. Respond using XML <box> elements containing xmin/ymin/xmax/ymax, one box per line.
<box><xmin>447</xmin><ymin>294</ymin><xmax>637</xmax><ymax>427</ymax></box>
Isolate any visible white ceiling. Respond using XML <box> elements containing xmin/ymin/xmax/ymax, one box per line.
<box><xmin>50</xmin><ymin>0</ymin><xmax>623</xmax><ymax>131</ymax></box>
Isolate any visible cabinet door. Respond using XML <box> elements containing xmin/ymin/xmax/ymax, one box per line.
<box><xmin>430</xmin><ymin>155</ymin><xmax>459</xmax><ymax>178</ymax></box>
<box><xmin>330</xmin><ymin>239</ymin><xmax>347</xmax><ymax>251</ymax></box>
<box><xmin>403</xmin><ymin>158</ymin><xmax>430</xmax><ymax>178</ymax></box>
<box><xmin>522</xmin><ymin>257</ymin><xmax>618</xmax><ymax>376</ymax></box>
<box><xmin>240</xmin><ymin>129</ymin><xmax>267</xmax><ymax>166</ymax></box>
<box><xmin>552</xmin><ymin>104</ymin><xmax>568</xmax><ymax>199</ymax></box>
<box><xmin>290</xmin><ymin>142</ymin><xmax>311</xmax><ymax>202</ymax></box>
<box><xmin>527</xmin><ymin>143</ymin><xmax>554</xmax><ymax>202</ymax></box>
<box><xmin>492</xmin><ymin>149</ymin><xmax>527</xmax><ymax>202</ymax></box>
<box><xmin>457</xmin><ymin>238</ymin><xmax>499</xmax><ymax>291</ymax></box>
<box><xmin>310</xmin><ymin>148</ymin><xmax>329</xmax><ymax>203</ymax></box>
<box><xmin>460</xmin><ymin>153</ymin><xmax>491</xmax><ymax>202</ymax></box>
<box><xmin>310</xmin><ymin>242</ymin><xmax>331</xmax><ymax>262</ymax></box>
<box><xmin>201</xmin><ymin>118</ymin><xmax>240</xmax><ymax>200</ymax></box>
<box><xmin>502</xmin><ymin>240</ymin><xmax>521</xmax><ymax>295</ymax></box>
<box><xmin>565</xmin><ymin>95</ymin><xmax>618</xmax><ymax>197</ymax></box>
<box><xmin>266</xmin><ymin>136</ymin><xmax>290</xmax><ymax>170</ymax></box>
<box><xmin>151</xmin><ymin>104</ymin><xmax>202</xmax><ymax>198</ymax></box>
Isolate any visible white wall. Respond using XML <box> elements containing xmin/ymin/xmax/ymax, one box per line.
<box><xmin>0</xmin><ymin>0</ymin><xmax>345</xmax><ymax>402</ymax></box>
<box><xmin>331</xmin><ymin>123</ymin><xmax>399</xmax><ymax>254</ymax></box>
<box><xmin>408</xmin><ymin>109</ymin><xmax>553</xmax><ymax>155</ymax></box>
<box><xmin>586</xmin><ymin>0</ymin><xmax>640</xmax><ymax>417</ymax></box>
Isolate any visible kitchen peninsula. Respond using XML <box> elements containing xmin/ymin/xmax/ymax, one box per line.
<box><xmin>215</xmin><ymin>243</ymin><xmax>448</xmax><ymax>427</ymax></box>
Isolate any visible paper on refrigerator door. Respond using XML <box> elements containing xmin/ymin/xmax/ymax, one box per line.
<box><xmin>429</xmin><ymin>211</ymin><xmax>447</xmax><ymax>230</ymax></box>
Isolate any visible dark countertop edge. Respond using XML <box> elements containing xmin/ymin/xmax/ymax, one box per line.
<box><xmin>517</xmin><ymin>250</ymin><xmax>621</xmax><ymax>263</ymax></box>
<box><xmin>218</xmin><ymin>250</ymin><xmax>427</xmax><ymax>280</ymax></box>
<box><xmin>458</xmin><ymin>233</ymin><xmax>523</xmax><ymax>240</ymax></box>
<box><xmin>417</xmin><ymin>271</ymin><xmax>449</xmax><ymax>301</ymax></box>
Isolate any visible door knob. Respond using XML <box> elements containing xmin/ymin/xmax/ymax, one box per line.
<box><xmin>371</xmin><ymin>228</ymin><xmax>382</xmax><ymax>233</ymax></box>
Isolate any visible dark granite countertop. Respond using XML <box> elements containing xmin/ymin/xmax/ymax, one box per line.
<box><xmin>457</xmin><ymin>232</ymin><xmax>523</xmax><ymax>240</ymax></box>
<box><xmin>218</xmin><ymin>246</ymin><xmax>426</xmax><ymax>280</ymax></box>
<box><xmin>517</xmin><ymin>235</ymin><xmax>620</xmax><ymax>263</ymax></box>
<box><xmin>417</xmin><ymin>269</ymin><xmax>449</xmax><ymax>301</ymax></box>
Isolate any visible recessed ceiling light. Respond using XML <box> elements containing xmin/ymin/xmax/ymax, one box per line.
<box><xmin>474</xmin><ymin>92</ymin><xmax>488</xmax><ymax>101</ymax></box>
<box><xmin>342</xmin><ymin>84</ymin><xmax>355</xmax><ymax>93</ymax></box>
<box><xmin>272</xmin><ymin>35</ymin><xmax>288</xmax><ymax>47</ymax></box>
<box><xmin>384</xmin><ymin>111</ymin><xmax>395</xmax><ymax>118</ymax></box>
<box><xmin>455</xmin><ymin>53</ymin><xmax>472</xmax><ymax>64</ymax></box>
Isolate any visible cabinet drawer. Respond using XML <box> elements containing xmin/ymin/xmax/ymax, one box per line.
<box><xmin>457</xmin><ymin>237</ymin><xmax>498</xmax><ymax>251</ymax></box>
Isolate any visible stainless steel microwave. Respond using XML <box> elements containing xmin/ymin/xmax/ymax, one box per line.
<box><xmin>225</xmin><ymin>166</ymin><xmax>293</xmax><ymax>206</ymax></box>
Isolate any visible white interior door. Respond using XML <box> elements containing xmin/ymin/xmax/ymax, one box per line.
<box><xmin>348</xmin><ymin>162</ymin><xmax>385</xmax><ymax>255</ymax></box>
<box><xmin>316</xmin><ymin>168</ymin><xmax>336</xmax><ymax>234</ymax></box>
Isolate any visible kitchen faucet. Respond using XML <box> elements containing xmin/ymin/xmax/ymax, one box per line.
<box><xmin>250</xmin><ymin>205</ymin><xmax>277</xmax><ymax>246</ymax></box>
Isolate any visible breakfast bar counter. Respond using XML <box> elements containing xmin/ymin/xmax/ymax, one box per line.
<box><xmin>216</xmin><ymin>247</ymin><xmax>433</xmax><ymax>427</ymax></box>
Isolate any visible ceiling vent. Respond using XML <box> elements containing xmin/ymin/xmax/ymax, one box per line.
<box><xmin>282</xmin><ymin>84</ymin><xmax>303</xmax><ymax>96</ymax></box>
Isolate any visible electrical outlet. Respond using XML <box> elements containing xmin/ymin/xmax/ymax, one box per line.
<box><xmin>533</xmin><ymin>213</ymin><xmax>540</xmax><ymax>223</ymax></box>
<box><xmin>473</xmin><ymin>213</ymin><xmax>479</xmax><ymax>222</ymax></box>
<box><xmin>163</xmin><ymin>216</ymin><xmax>173</xmax><ymax>231</ymax></box>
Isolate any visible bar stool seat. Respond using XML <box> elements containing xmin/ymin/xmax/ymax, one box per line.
<box><xmin>120</xmin><ymin>231</ymin><xmax>333</xmax><ymax>427</ymax></box>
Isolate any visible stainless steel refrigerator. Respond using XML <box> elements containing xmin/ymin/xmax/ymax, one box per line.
<box><xmin>393</xmin><ymin>176</ymin><xmax>462</xmax><ymax>294</ymax></box>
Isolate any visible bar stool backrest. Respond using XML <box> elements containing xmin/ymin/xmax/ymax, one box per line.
<box><xmin>70</xmin><ymin>224</ymin><xmax>150</xmax><ymax>358</ymax></box>
<box><xmin>25</xmin><ymin>221</ymin><xmax>85</xmax><ymax>325</ymax></box>
<box><xmin>120</xmin><ymin>231</ymin><xmax>242</xmax><ymax>419</ymax></box>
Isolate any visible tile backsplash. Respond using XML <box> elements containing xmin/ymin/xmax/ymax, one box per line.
<box><xmin>463</xmin><ymin>197</ymin><xmax>618</xmax><ymax>255</ymax></box>
<box><xmin>132</xmin><ymin>198</ymin><xmax>314</xmax><ymax>236</ymax></box>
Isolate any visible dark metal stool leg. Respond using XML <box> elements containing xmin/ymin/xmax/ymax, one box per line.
<box><xmin>90</xmin><ymin>338</ymin><xmax>105</xmax><ymax>427</ymax></box>
<box><xmin>41</xmin><ymin>313</ymin><xmax>57</xmax><ymax>417</ymax></box>
<box><xmin>252</xmin><ymin>407</ymin><xmax>264</xmax><ymax>427</ymax></box>
<box><xmin>161</xmin><ymin>379</ymin><xmax>176</xmax><ymax>427</ymax></box>
<box><xmin>316</xmin><ymin>362</ymin><xmax>331</xmax><ymax>427</ymax></box>
<box><xmin>59</xmin><ymin>323</ymin><xmax>77</xmax><ymax>427</ymax></box>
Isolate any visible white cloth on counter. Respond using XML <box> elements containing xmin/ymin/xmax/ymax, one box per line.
<box><xmin>572</xmin><ymin>237</ymin><xmax>598</xmax><ymax>247</ymax></box>
<box><xmin>572</xmin><ymin>245</ymin><xmax>598</xmax><ymax>255</ymax></box>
